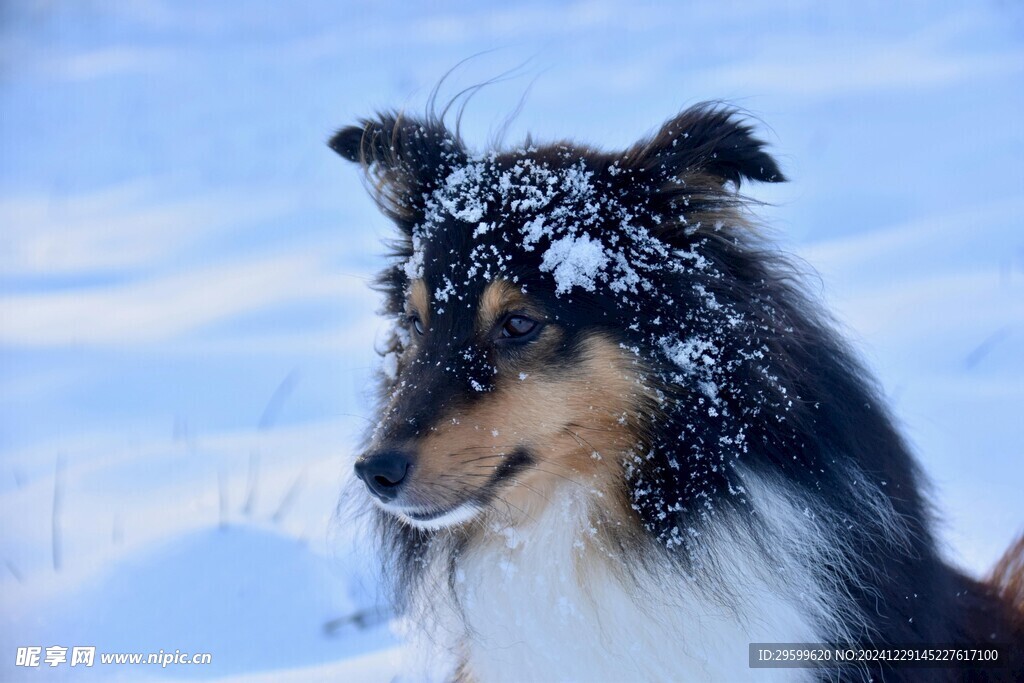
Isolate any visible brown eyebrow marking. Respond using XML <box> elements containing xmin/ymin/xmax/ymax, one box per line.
<box><xmin>477</xmin><ymin>280</ymin><xmax>529</xmax><ymax>332</ymax></box>
<box><xmin>408</xmin><ymin>280</ymin><xmax>429</xmax><ymax>324</ymax></box>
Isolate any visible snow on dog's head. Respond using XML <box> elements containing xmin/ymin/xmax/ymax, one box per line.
<box><xmin>330</xmin><ymin>104</ymin><xmax>786</xmax><ymax>538</ymax></box>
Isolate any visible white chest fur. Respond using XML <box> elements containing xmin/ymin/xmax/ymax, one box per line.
<box><xmin>446</xmin><ymin>487</ymin><xmax>825</xmax><ymax>683</ymax></box>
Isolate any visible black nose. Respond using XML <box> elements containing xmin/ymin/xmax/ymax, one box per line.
<box><xmin>354</xmin><ymin>450</ymin><xmax>412</xmax><ymax>502</ymax></box>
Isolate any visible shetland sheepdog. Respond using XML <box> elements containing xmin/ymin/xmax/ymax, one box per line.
<box><xmin>330</xmin><ymin>103</ymin><xmax>1023</xmax><ymax>681</ymax></box>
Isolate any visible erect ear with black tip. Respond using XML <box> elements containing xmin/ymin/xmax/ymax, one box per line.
<box><xmin>327</xmin><ymin>125</ymin><xmax>366</xmax><ymax>162</ymax></box>
<box><xmin>328</xmin><ymin>112</ymin><xmax>466</xmax><ymax>231</ymax></box>
<box><xmin>625</xmin><ymin>103</ymin><xmax>785</xmax><ymax>188</ymax></box>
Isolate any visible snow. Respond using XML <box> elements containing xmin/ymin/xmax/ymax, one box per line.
<box><xmin>382</xmin><ymin>351</ymin><xmax>399</xmax><ymax>380</ymax></box>
<box><xmin>661</xmin><ymin>336</ymin><xmax>720</xmax><ymax>376</ymax></box>
<box><xmin>2</xmin><ymin>525</ymin><xmax>396</xmax><ymax>679</ymax></box>
<box><xmin>520</xmin><ymin>215</ymin><xmax>547</xmax><ymax>250</ymax></box>
<box><xmin>404</xmin><ymin>235</ymin><xmax>426</xmax><ymax>280</ymax></box>
<box><xmin>2</xmin><ymin>1</ymin><xmax>1023</xmax><ymax>681</ymax></box>
<box><xmin>438</xmin><ymin>162</ymin><xmax>489</xmax><ymax>223</ymax></box>
<box><xmin>539</xmin><ymin>234</ymin><xmax>610</xmax><ymax>294</ymax></box>
<box><xmin>0</xmin><ymin>417</ymin><xmax>399</xmax><ymax>681</ymax></box>
<box><xmin>408</xmin><ymin>149</ymin><xmax>672</xmax><ymax>306</ymax></box>
<box><xmin>206</xmin><ymin>647</ymin><xmax>404</xmax><ymax>683</ymax></box>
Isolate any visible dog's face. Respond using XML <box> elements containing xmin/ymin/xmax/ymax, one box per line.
<box><xmin>330</xmin><ymin>106</ymin><xmax>783</xmax><ymax>531</ymax></box>
<box><xmin>369</xmin><ymin>273</ymin><xmax>644</xmax><ymax>529</ymax></box>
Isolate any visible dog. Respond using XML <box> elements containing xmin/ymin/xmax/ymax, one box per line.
<box><xmin>330</xmin><ymin>103</ymin><xmax>1023</xmax><ymax>681</ymax></box>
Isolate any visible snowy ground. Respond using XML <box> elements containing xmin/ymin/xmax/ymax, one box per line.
<box><xmin>1</xmin><ymin>1</ymin><xmax>1022</xmax><ymax>680</ymax></box>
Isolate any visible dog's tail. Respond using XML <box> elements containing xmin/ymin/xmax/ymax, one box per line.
<box><xmin>987</xmin><ymin>534</ymin><xmax>1024</xmax><ymax>629</ymax></box>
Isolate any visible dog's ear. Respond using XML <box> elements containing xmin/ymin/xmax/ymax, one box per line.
<box><xmin>329</xmin><ymin>112</ymin><xmax>466</xmax><ymax>232</ymax></box>
<box><xmin>623</xmin><ymin>103</ymin><xmax>785</xmax><ymax>188</ymax></box>
<box><xmin>327</xmin><ymin>125</ymin><xmax>370</xmax><ymax>163</ymax></box>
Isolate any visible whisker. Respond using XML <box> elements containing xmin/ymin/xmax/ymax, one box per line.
<box><xmin>487</xmin><ymin>494</ymin><xmax>536</xmax><ymax>525</ymax></box>
<box><xmin>457</xmin><ymin>453</ymin><xmax>508</xmax><ymax>465</ymax></box>
<box><xmin>529</xmin><ymin>454</ymin><xmax>585</xmax><ymax>474</ymax></box>
<box><xmin>527</xmin><ymin>465</ymin><xmax>584</xmax><ymax>487</ymax></box>
<box><xmin>563</xmin><ymin>426</ymin><xmax>592</xmax><ymax>452</ymax></box>
<box><xmin>505</xmin><ymin>477</ymin><xmax>548</xmax><ymax>503</ymax></box>
<box><xmin>565</xmin><ymin>422</ymin><xmax>627</xmax><ymax>435</ymax></box>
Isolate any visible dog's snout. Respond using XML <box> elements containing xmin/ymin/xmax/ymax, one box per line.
<box><xmin>355</xmin><ymin>450</ymin><xmax>413</xmax><ymax>502</ymax></box>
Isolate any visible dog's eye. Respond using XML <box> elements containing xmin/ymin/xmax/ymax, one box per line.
<box><xmin>408</xmin><ymin>314</ymin><xmax>425</xmax><ymax>336</ymax></box>
<box><xmin>500</xmin><ymin>315</ymin><xmax>538</xmax><ymax>340</ymax></box>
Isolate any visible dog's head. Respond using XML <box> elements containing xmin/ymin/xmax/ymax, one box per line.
<box><xmin>330</xmin><ymin>104</ymin><xmax>784</xmax><ymax>533</ymax></box>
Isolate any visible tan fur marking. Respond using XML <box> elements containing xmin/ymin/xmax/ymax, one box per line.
<box><xmin>408</xmin><ymin>280</ymin><xmax>429</xmax><ymax>324</ymax></box>
<box><xmin>399</xmin><ymin>334</ymin><xmax>656</xmax><ymax>526</ymax></box>
<box><xmin>476</xmin><ymin>280</ymin><xmax>529</xmax><ymax>333</ymax></box>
